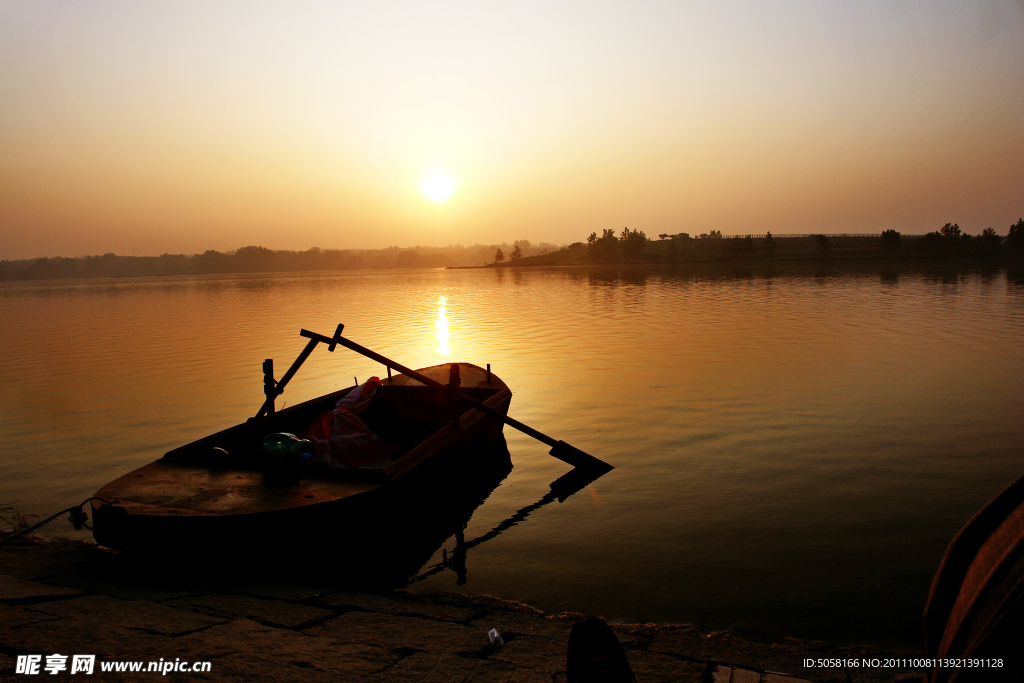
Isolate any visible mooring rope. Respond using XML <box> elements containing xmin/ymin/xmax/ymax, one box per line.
<box><xmin>0</xmin><ymin>497</ymin><xmax>112</xmax><ymax>549</ymax></box>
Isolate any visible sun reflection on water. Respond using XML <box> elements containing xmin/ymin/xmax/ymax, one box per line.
<box><xmin>436</xmin><ymin>296</ymin><xmax>450</xmax><ymax>356</ymax></box>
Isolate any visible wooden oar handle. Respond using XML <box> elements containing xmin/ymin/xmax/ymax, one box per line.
<box><xmin>299</xmin><ymin>328</ymin><xmax>443</xmax><ymax>389</ymax></box>
<box><xmin>301</xmin><ymin>327</ymin><xmax>613</xmax><ymax>471</ymax></box>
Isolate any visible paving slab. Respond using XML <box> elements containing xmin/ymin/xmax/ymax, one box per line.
<box><xmin>164</xmin><ymin>593</ymin><xmax>336</xmax><ymax>629</ymax></box>
<box><xmin>0</xmin><ymin>536</ymin><xmax>929</xmax><ymax>682</ymax></box>
<box><xmin>0</xmin><ymin>602</ymin><xmax>65</xmax><ymax>629</ymax></box>
<box><xmin>321</xmin><ymin>590</ymin><xmax>485</xmax><ymax>623</ymax></box>
<box><xmin>21</xmin><ymin>593</ymin><xmax>227</xmax><ymax>637</ymax></box>
<box><xmin>213</xmin><ymin>583</ymin><xmax>338</xmax><ymax>602</ymax></box>
<box><xmin>732</xmin><ymin>668</ymin><xmax>764</xmax><ymax>683</ymax></box>
<box><xmin>179</xmin><ymin>617</ymin><xmax>389</xmax><ymax>679</ymax></box>
<box><xmin>305</xmin><ymin>609</ymin><xmax>484</xmax><ymax>653</ymax></box>
<box><xmin>0</xmin><ymin>573</ymin><xmax>84</xmax><ymax>603</ymax></box>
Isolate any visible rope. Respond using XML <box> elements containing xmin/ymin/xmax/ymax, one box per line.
<box><xmin>0</xmin><ymin>497</ymin><xmax>111</xmax><ymax>549</ymax></box>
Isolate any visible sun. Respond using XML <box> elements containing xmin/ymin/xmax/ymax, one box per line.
<box><xmin>420</xmin><ymin>172</ymin><xmax>457</xmax><ymax>204</ymax></box>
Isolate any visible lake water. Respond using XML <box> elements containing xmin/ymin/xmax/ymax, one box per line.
<box><xmin>2</xmin><ymin>265</ymin><xmax>1023</xmax><ymax>648</ymax></box>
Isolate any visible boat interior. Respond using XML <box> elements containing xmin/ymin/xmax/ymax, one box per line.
<box><xmin>162</xmin><ymin>363</ymin><xmax>508</xmax><ymax>474</ymax></box>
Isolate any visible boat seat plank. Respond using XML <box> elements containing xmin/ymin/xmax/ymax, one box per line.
<box><xmin>381</xmin><ymin>362</ymin><xmax>498</xmax><ymax>390</ymax></box>
<box><xmin>95</xmin><ymin>461</ymin><xmax>382</xmax><ymax>516</ymax></box>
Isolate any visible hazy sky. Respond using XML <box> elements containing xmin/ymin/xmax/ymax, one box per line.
<box><xmin>2</xmin><ymin>1</ymin><xmax>1023</xmax><ymax>259</ymax></box>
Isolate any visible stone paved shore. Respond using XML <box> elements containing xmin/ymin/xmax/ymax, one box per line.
<box><xmin>1</xmin><ymin>536</ymin><xmax>927</xmax><ymax>682</ymax></box>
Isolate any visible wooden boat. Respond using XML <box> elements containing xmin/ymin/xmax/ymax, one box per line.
<box><xmin>91</xmin><ymin>362</ymin><xmax>512</xmax><ymax>553</ymax></box>
<box><xmin>924</xmin><ymin>471</ymin><xmax>1024</xmax><ymax>682</ymax></box>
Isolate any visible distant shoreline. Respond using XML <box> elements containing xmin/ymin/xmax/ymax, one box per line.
<box><xmin>1</xmin><ymin>254</ymin><xmax>1019</xmax><ymax>283</ymax></box>
<box><xmin>3</xmin><ymin>230</ymin><xmax>1021</xmax><ymax>281</ymax></box>
<box><xmin>482</xmin><ymin>230</ymin><xmax>1020</xmax><ymax>269</ymax></box>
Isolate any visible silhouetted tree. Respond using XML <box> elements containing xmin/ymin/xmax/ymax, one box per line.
<box><xmin>619</xmin><ymin>227</ymin><xmax>647</xmax><ymax>259</ymax></box>
<box><xmin>880</xmin><ymin>229</ymin><xmax>901</xmax><ymax>253</ymax></box>
<box><xmin>510</xmin><ymin>245</ymin><xmax>523</xmax><ymax>261</ymax></box>
<box><xmin>80</xmin><ymin>252</ymin><xmax>123</xmax><ymax>277</ymax></box>
<box><xmin>24</xmin><ymin>256</ymin><xmax>79</xmax><ymax>279</ymax></box>
<box><xmin>1007</xmin><ymin>218</ymin><xmax>1024</xmax><ymax>257</ymax></box>
<box><xmin>494</xmin><ymin>248</ymin><xmax>505</xmax><ymax>263</ymax></box>
<box><xmin>155</xmin><ymin>253</ymin><xmax>189</xmax><ymax>275</ymax></box>
<box><xmin>919</xmin><ymin>231</ymin><xmax>943</xmax><ymax>255</ymax></box>
<box><xmin>588</xmin><ymin>228</ymin><xmax>619</xmax><ymax>262</ymax></box>
<box><xmin>938</xmin><ymin>223</ymin><xmax>972</xmax><ymax>255</ymax></box>
<box><xmin>919</xmin><ymin>223</ymin><xmax>973</xmax><ymax>257</ymax></box>
<box><xmin>694</xmin><ymin>230</ymin><xmax>723</xmax><ymax>257</ymax></box>
<box><xmin>235</xmin><ymin>246</ymin><xmax>275</xmax><ymax>271</ymax></box>
<box><xmin>814</xmin><ymin>234</ymin><xmax>832</xmax><ymax>255</ymax></box>
<box><xmin>763</xmin><ymin>231</ymin><xmax>776</xmax><ymax>256</ymax></box>
<box><xmin>193</xmin><ymin>250</ymin><xmax>229</xmax><ymax>273</ymax></box>
<box><xmin>976</xmin><ymin>227</ymin><xmax>1001</xmax><ymax>257</ymax></box>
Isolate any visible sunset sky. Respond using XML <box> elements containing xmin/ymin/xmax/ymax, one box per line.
<box><xmin>2</xmin><ymin>1</ymin><xmax>1023</xmax><ymax>260</ymax></box>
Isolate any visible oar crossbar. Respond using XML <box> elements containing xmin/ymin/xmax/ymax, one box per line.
<box><xmin>254</xmin><ymin>324</ymin><xmax>345</xmax><ymax>419</ymax></box>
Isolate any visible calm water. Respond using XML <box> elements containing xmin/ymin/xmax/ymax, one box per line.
<box><xmin>2</xmin><ymin>265</ymin><xmax>1023</xmax><ymax>648</ymax></box>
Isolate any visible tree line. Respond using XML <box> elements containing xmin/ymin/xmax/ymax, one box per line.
<box><xmin>0</xmin><ymin>241</ymin><xmax>553</xmax><ymax>281</ymax></box>
<box><xmin>493</xmin><ymin>219</ymin><xmax>1024</xmax><ymax>266</ymax></box>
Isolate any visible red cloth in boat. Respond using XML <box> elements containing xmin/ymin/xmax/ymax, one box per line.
<box><xmin>304</xmin><ymin>377</ymin><xmax>397</xmax><ymax>468</ymax></box>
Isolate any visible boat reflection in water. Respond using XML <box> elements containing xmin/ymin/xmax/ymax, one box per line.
<box><xmin>406</xmin><ymin>452</ymin><xmax>602</xmax><ymax>588</ymax></box>
<box><xmin>319</xmin><ymin>432</ymin><xmax>516</xmax><ymax>589</ymax></box>
<box><xmin>92</xmin><ymin>434</ymin><xmax>602</xmax><ymax>592</ymax></box>
<box><xmin>327</xmin><ymin>434</ymin><xmax>605</xmax><ymax>590</ymax></box>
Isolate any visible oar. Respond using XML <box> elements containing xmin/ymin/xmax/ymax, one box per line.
<box><xmin>407</xmin><ymin>465</ymin><xmax>607</xmax><ymax>586</ymax></box>
<box><xmin>299</xmin><ymin>328</ymin><xmax>613</xmax><ymax>472</ymax></box>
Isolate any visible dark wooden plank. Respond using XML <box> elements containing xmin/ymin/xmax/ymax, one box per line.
<box><xmin>925</xmin><ymin>472</ymin><xmax>1024</xmax><ymax>682</ymax></box>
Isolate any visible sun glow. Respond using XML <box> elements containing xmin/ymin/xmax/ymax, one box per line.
<box><xmin>420</xmin><ymin>172</ymin><xmax>457</xmax><ymax>204</ymax></box>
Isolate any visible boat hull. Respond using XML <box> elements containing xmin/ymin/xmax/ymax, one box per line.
<box><xmin>91</xmin><ymin>363</ymin><xmax>511</xmax><ymax>554</ymax></box>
